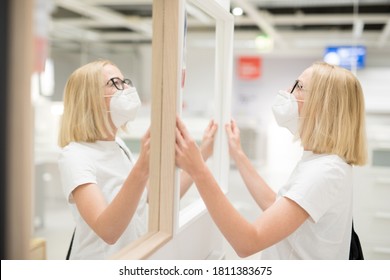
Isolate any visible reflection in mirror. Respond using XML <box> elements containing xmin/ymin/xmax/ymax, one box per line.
<box><xmin>32</xmin><ymin>5</ymin><xmax>153</xmax><ymax>258</ymax></box>
<box><xmin>179</xmin><ymin>2</ymin><xmax>217</xmax><ymax>218</ymax></box>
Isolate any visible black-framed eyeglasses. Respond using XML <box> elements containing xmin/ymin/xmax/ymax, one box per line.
<box><xmin>106</xmin><ymin>77</ymin><xmax>133</xmax><ymax>90</ymax></box>
<box><xmin>290</xmin><ymin>79</ymin><xmax>304</xmax><ymax>94</ymax></box>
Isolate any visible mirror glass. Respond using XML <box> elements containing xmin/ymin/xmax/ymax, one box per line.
<box><xmin>179</xmin><ymin>2</ymin><xmax>217</xmax><ymax>215</ymax></box>
<box><xmin>32</xmin><ymin>2</ymin><xmax>153</xmax><ymax>259</ymax></box>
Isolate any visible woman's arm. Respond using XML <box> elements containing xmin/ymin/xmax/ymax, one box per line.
<box><xmin>72</xmin><ymin>129</ymin><xmax>150</xmax><ymax>244</ymax></box>
<box><xmin>175</xmin><ymin>117</ymin><xmax>309</xmax><ymax>257</ymax></box>
<box><xmin>225</xmin><ymin>120</ymin><xmax>276</xmax><ymax>210</ymax></box>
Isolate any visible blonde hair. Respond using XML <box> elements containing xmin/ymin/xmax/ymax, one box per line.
<box><xmin>299</xmin><ymin>61</ymin><xmax>367</xmax><ymax>165</ymax></box>
<box><xmin>58</xmin><ymin>59</ymin><xmax>114</xmax><ymax>147</ymax></box>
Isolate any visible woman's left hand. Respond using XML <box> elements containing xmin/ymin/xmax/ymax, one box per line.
<box><xmin>175</xmin><ymin>116</ymin><xmax>207</xmax><ymax>177</ymax></box>
<box><xmin>200</xmin><ymin>119</ymin><xmax>218</xmax><ymax>160</ymax></box>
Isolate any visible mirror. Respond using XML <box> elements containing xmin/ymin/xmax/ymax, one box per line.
<box><xmin>111</xmin><ymin>0</ymin><xmax>233</xmax><ymax>259</ymax></box>
<box><xmin>178</xmin><ymin>0</ymin><xmax>232</xmax><ymax>227</ymax></box>
<box><xmin>33</xmin><ymin>0</ymin><xmax>233</xmax><ymax>259</ymax></box>
<box><xmin>179</xmin><ymin>7</ymin><xmax>217</xmax><ymax>211</ymax></box>
<box><xmin>32</xmin><ymin>3</ymin><xmax>153</xmax><ymax>259</ymax></box>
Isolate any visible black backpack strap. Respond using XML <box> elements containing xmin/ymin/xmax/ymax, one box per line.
<box><xmin>349</xmin><ymin>221</ymin><xmax>364</xmax><ymax>260</ymax></box>
<box><xmin>66</xmin><ymin>228</ymin><xmax>76</xmax><ymax>260</ymax></box>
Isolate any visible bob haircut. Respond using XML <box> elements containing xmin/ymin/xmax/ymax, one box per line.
<box><xmin>59</xmin><ymin>59</ymin><xmax>115</xmax><ymax>148</ymax></box>
<box><xmin>299</xmin><ymin>61</ymin><xmax>367</xmax><ymax>166</ymax></box>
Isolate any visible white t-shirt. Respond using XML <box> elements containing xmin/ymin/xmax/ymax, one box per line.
<box><xmin>261</xmin><ymin>151</ymin><xmax>353</xmax><ymax>260</ymax></box>
<box><xmin>58</xmin><ymin>138</ymin><xmax>147</xmax><ymax>260</ymax></box>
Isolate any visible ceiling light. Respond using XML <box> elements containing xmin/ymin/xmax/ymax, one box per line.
<box><xmin>255</xmin><ymin>35</ymin><xmax>274</xmax><ymax>52</ymax></box>
<box><xmin>232</xmin><ymin>7</ymin><xmax>243</xmax><ymax>16</ymax></box>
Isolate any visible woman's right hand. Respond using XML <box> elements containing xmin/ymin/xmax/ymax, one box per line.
<box><xmin>175</xmin><ymin>116</ymin><xmax>206</xmax><ymax>178</ymax></box>
<box><xmin>225</xmin><ymin>119</ymin><xmax>244</xmax><ymax>161</ymax></box>
<box><xmin>138</xmin><ymin>127</ymin><xmax>151</xmax><ymax>174</ymax></box>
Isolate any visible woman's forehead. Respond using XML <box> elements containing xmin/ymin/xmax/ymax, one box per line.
<box><xmin>298</xmin><ymin>67</ymin><xmax>312</xmax><ymax>83</ymax></box>
<box><xmin>103</xmin><ymin>64</ymin><xmax>122</xmax><ymax>79</ymax></box>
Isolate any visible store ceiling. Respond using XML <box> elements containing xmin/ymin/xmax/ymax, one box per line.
<box><xmin>49</xmin><ymin>0</ymin><xmax>390</xmax><ymax>53</ymax></box>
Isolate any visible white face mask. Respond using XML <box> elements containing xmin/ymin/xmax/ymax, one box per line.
<box><xmin>271</xmin><ymin>90</ymin><xmax>301</xmax><ymax>135</ymax></box>
<box><xmin>108</xmin><ymin>87</ymin><xmax>141</xmax><ymax>128</ymax></box>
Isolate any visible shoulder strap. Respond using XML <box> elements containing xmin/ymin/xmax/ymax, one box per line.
<box><xmin>116</xmin><ymin>141</ymin><xmax>134</xmax><ymax>163</ymax></box>
<box><xmin>118</xmin><ymin>144</ymin><xmax>131</xmax><ymax>161</ymax></box>
<box><xmin>66</xmin><ymin>228</ymin><xmax>76</xmax><ymax>260</ymax></box>
<box><xmin>349</xmin><ymin>221</ymin><xmax>364</xmax><ymax>260</ymax></box>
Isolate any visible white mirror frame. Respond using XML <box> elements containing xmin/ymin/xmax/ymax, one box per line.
<box><xmin>178</xmin><ymin>0</ymin><xmax>234</xmax><ymax>228</ymax></box>
<box><xmin>112</xmin><ymin>0</ymin><xmax>233</xmax><ymax>260</ymax></box>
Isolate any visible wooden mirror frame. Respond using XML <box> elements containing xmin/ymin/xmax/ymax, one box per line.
<box><xmin>112</xmin><ymin>0</ymin><xmax>233</xmax><ymax>260</ymax></box>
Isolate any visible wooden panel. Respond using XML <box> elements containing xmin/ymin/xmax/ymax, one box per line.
<box><xmin>159</xmin><ymin>0</ymin><xmax>183</xmax><ymax>234</ymax></box>
<box><xmin>148</xmin><ymin>0</ymin><xmax>165</xmax><ymax>234</ymax></box>
<box><xmin>7</xmin><ymin>0</ymin><xmax>34</xmax><ymax>259</ymax></box>
<box><xmin>29</xmin><ymin>238</ymin><xmax>46</xmax><ymax>260</ymax></box>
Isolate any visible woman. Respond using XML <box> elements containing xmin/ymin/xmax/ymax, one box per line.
<box><xmin>58</xmin><ymin>59</ymin><xmax>217</xmax><ymax>259</ymax></box>
<box><xmin>175</xmin><ymin>61</ymin><xmax>367</xmax><ymax>259</ymax></box>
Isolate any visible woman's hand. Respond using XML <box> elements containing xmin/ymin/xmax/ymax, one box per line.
<box><xmin>225</xmin><ymin>119</ymin><xmax>244</xmax><ymax>161</ymax></box>
<box><xmin>200</xmin><ymin>119</ymin><xmax>218</xmax><ymax>160</ymax></box>
<box><xmin>137</xmin><ymin>127</ymin><xmax>151</xmax><ymax>174</ymax></box>
<box><xmin>175</xmin><ymin>116</ymin><xmax>207</xmax><ymax>178</ymax></box>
